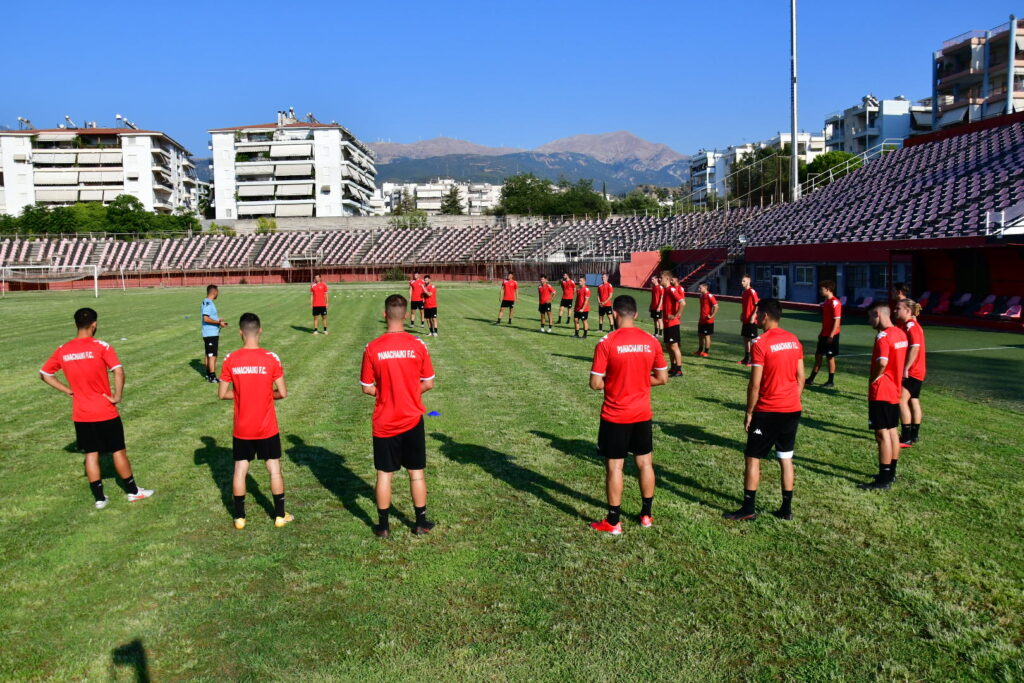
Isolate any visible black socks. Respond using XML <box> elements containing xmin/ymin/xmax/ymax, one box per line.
<box><xmin>122</xmin><ymin>475</ymin><xmax>139</xmax><ymax>495</ymax></box>
<box><xmin>741</xmin><ymin>489</ymin><xmax>757</xmax><ymax>514</ymax></box>
<box><xmin>827</xmin><ymin>372</ymin><xmax>835</xmax><ymax>383</ymax></box>
<box><xmin>879</xmin><ymin>463</ymin><xmax>894</xmax><ymax>482</ymax></box>
<box><xmin>640</xmin><ymin>496</ymin><xmax>653</xmax><ymax>517</ymax></box>
<box><xmin>273</xmin><ymin>493</ymin><xmax>286</xmax><ymax>518</ymax></box>
<box><xmin>414</xmin><ymin>505</ymin><xmax>428</xmax><ymax>525</ymax></box>
<box><xmin>606</xmin><ymin>505</ymin><xmax>621</xmax><ymax>526</ymax></box>
<box><xmin>233</xmin><ymin>495</ymin><xmax>246</xmax><ymax>518</ymax></box>
<box><xmin>377</xmin><ymin>507</ymin><xmax>390</xmax><ymax>529</ymax></box>
<box><xmin>89</xmin><ymin>480</ymin><xmax>105</xmax><ymax>502</ymax></box>
<box><xmin>779</xmin><ymin>490</ymin><xmax>793</xmax><ymax>515</ymax></box>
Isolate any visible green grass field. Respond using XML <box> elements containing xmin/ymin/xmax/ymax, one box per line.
<box><xmin>1</xmin><ymin>283</ymin><xmax>1022</xmax><ymax>681</ymax></box>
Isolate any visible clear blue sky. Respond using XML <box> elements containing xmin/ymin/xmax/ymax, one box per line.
<box><xmin>0</xmin><ymin>1</ymin><xmax>1017</xmax><ymax>156</ymax></box>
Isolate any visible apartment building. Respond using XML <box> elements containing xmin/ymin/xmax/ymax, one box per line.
<box><xmin>209</xmin><ymin>109</ymin><xmax>377</xmax><ymax>220</ymax></box>
<box><xmin>379</xmin><ymin>179</ymin><xmax>503</xmax><ymax>215</ymax></box>
<box><xmin>824</xmin><ymin>95</ymin><xmax>934</xmax><ymax>154</ymax></box>
<box><xmin>933</xmin><ymin>16</ymin><xmax>1024</xmax><ymax>129</ymax></box>
<box><xmin>688</xmin><ymin>150</ymin><xmax>726</xmax><ymax>204</ymax></box>
<box><xmin>0</xmin><ymin>125</ymin><xmax>197</xmax><ymax>216</ymax></box>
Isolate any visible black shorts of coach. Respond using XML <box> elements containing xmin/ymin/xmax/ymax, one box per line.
<box><xmin>598</xmin><ymin>305</ymin><xmax>612</xmax><ymax>316</ymax></box>
<box><xmin>574</xmin><ymin>310</ymin><xmax>589</xmax><ymax>320</ymax></box>
<box><xmin>411</xmin><ymin>300</ymin><xmax>424</xmax><ymax>310</ymax></box>
<box><xmin>500</xmin><ymin>299</ymin><xmax>515</xmax><ymax>308</ymax></box>
<box><xmin>75</xmin><ymin>416</ymin><xmax>126</xmax><ymax>454</ymax></box>
<box><xmin>902</xmin><ymin>376</ymin><xmax>923</xmax><ymax>399</ymax></box>
<box><xmin>650</xmin><ymin>309</ymin><xmax>662</xmax><ymax>320</ymax></box>
<box><xmin>744</xmin><ymin>411</ymin><xmax>800</xmax><ymax>459</ymax></box>
<box><xmin>868</xmin><ymin>401</ymin><xmax>900</xmax><ymax>430</ymax></box>
<box><xmin>233</xmin><ymin>433</ymin><xmax>282</xmax><ymax>461</ymax></box>
<box><xmin>538</xmin><ymin>302</ymin><xmax>552</xmax><ymax>313</ymax></box>
<box><xmin>697</xmin><ymin>322</ymin><xmax>715</xmax><ymax>336</ymax></box>
<box><xmin>312</xmin><ymin>306</ymin><xmax>328</xmax><ymax>317</ymax></box>
<box><xmin>741</xmin><ymin>322</ymin><xmax>759</xmax><ymax>339</ymax></box>
<box><xmin>203</xmin><ymin>335</ymin><xmax>219</xmax><ymax>357</ymax></box>
<box><xmin>598</xmin><ymin>419</ymin><xmax>653</xmax><ymax>459</ymax></box>
<box><xmin>663</xmin><ymin>324</ymin><xmax>680</xmax><ymax>345</ymax></box>
<box><xmin>815</xmin><ymin>334</ymin><xmax>840</xmax><ymax>357</ymax></box>
<box><xmin>373</xmin><ymin>418</ymin><xmax>427</xmax><ymax>472</ymax></box>
<box><xmin>424</xmin><ymin>307</ymin><xmax>438</xmax><ymax>319</ymax></box>
<box><xmin>560</xmin><ymin>298</ymin><xmax>573</xmax><ymax>309</ymax></box>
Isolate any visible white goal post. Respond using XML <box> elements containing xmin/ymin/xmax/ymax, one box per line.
<box><xmin>0</xmin><ymin>264</ymin><xmax>100</xmax><ymax>298</ymax></box>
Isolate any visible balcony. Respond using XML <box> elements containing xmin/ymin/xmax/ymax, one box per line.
<box><xmin>851</xmin><ymin>126</ymin><xmax>880</xmax><ymax>139</ymax></box>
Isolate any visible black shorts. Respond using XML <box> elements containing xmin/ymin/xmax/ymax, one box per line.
<box><xmin>424</xmin><ymin>307</ymin><xmax>438</xmax><ymax>319</ymax></box>
<box><xmin>501</xmin><ymin>300</ymin><xmax>515</xmax><ymax>308</ymax></box>
<box><xmin>373</xmin><ymin>418</ymin><xmax>426</xmax><ymax>472</ymax></box>
<box><xmin>538</xmin><ymin>303</ymin><xmax>552</xmax><ymax>313</ymax></box>
<box><xmin>560</xmin><ymin>298</ymin><xmax>573</xmax><ymax>308</ymax></box>
<box><xmin>233</xmin><ymin>433</ymin><xmax>282</xmax><ymax>461</ymax></box>
<box><xmin>599</xmin><ymin>305</ymin><xmax>612</xmax><ymax>316</ymax></box>
<box><xmin>574</xmin><ymin>311</ymin><xmax>589</xmax><ymax>320</ymax></box>
<box><xmin>902</xmin><ymin>377</ymin><xmax>923</xmax><ymax>399</ymax></box>
<box><xmin>698</xmin><ymin>322</ymin><xmax>715</xmax><ymax>336</ymax></box>
<box><xmin>312</xmin><ymin>306</ymin><xmax>328</xmax><ymax>316</ymax></box>
<box><xmin>744</xmin><ymin>411</ymin><xmax>800</xmax><ymax>459</ymax></box>
<box><xmin>650</xmin><ymin>310</ymin><xmax>662</xmax><ymax>320</ymax></box>
<box><xmin>663</xmin><ymin>324</ymin><xmax>680</xmax><ymax>345</ymax></box>
<box><xmin>868</xmin><ymin>401</ymin><xmax>900</xmax><ymax>431</ymax></box>
<box><xmin>598</xmin><ymin>419</ymin><xmax>653</xmax><ymax>459</ymax></box>
<box><xmin>411</xmin><ymin>300</ymin><xmax>424</xmax><ymax>310</ymax></box>
<box><xmin>74</xmin><ymin>416</ymin><xmax>126</xmax><ymax>454</ymax></box>
<box><xmin>741</xmin><ymin>323</ymin><xmax>759</xmax><ymax>339</ymax></box>
<box><xmin>815</xmin><ymin>334</ymin><xmax>840</xmax><ymax>357</ymax></box>
<box><xmin>203</xmin><ymin>336</ymin><xmax>219</xmax><ymax>357</ymax></box>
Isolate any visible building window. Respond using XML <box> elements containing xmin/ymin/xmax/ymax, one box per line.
<box><xmin>794</xmin><ymin>265</ymin><xmax>815</xmax><ymax>285</ymax></box>
<box><xmin>226</xmin><ymin>209</ymin><xmax>232</xmax><ymax>218</ymax></box>
<box><xmin>755</xmin><ymin>265</ymin><xmax>772</xmax><ymax>282</ymax></box>
<box><xmin>870</xmin><ymin>265</ymin><xmax>888</xmax><ymax>290</ymax></box>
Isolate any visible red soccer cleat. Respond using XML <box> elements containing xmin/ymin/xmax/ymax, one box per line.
<box><xmin>699</xmin><ymin>352</ymin><xmax>709</xmax><ymax>358</ymax></box>
<box><xmin>639</xmin><ymin>515</ymin><xmax>653</xmax><ymax>528</ymax></box>
<box><xmin>589</xmin><ymin>519</ymin><xmax>623</xmax><ymax>535</ymax></box>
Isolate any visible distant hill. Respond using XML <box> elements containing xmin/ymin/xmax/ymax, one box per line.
<box><xmin>193</xmin><ymin>157</ymin><xmax>213</xmax><ymax>184</ymax></box>
<box><xmin>536</xmin><ymin>131</ymin><xmax>686</xmax><ymax>171</ymax></box>
<box><xmin>369</xmin><ymin>137</ymin><xmax>524</xmax><ymax>164</ymax></box>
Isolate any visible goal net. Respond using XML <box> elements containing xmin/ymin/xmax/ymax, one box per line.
<box><xmin>1</xmin><ymin>264</ymin><xmax>99</xmax><ymax>297</ymax></box>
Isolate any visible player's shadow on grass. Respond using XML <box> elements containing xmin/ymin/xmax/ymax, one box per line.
<box><xmin>110</xmin><ymin>638</ymin><xmax>150</xmax><ymax>683</ymax></box>
<box><xmin>290</xmin><ymin>325</ymin><xmax>316</xmax><ymax>333</ymax></box>
<box><xmin>284</xmin><ymin>435</ymin><xmax>409</xmax><ymax>531</ymax></box>
<box><xmin>655</xmin><ymin>421</ymin><xmax>745</xmax><ymax>452</ymax></box>
<box><xmin>550</xmin><ymin>353</ymin><xmax>593</xmax><ymax>362</ymax></box>
<box><xmin>794</xmin><ymin>455</ymin><xmax>872</xmax><ymax>483</ymax></box>
<box><xmin>531</xmin><ymin>430</ymin><xmax>733</xmax><ymax>512</ymax></box>
<box><xmin>62</xmin><ymin>442</ymin><xmax>134</xmax><ymax>493</ymax></box>
<box><xmin>189</xmin><ymin>359</ymin><xmax>209</xmax><ymax>378</ymax></box>
<box><xmin>193</xmin><ymin>436</ymin><xmax>275</xmax><ymax>520</ymax></box>
<box><xmin>695</xmin><ymin>397</ymin><xmax>867</xmax><ymax>439</ymax></box>
<box><xmin>432</xmin><ymin>432</ymin><xmax>603</xmax><ymax>520</ymax></box>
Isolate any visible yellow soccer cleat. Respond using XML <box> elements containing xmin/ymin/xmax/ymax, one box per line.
<box><xmin>233</xmin><ymin>518</ymin><xmax>246</xmax><ymax>530</ymax></box>
<box><xmin>274</xmin><ymin>513</ymin><xmax>294</xmax><ymax>528</ymax></box>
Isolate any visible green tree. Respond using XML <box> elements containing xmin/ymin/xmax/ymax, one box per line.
<box><xmin>806</xmin><ymin>150</ymin><xmax>862</xmax><ymax>189</ymax></box>
<box><xmin>440</xmin><ymin>186</ymin><xmax>463</xmax><ymax>215</ymax></box>
<box><xmin>255</xmin><ymin>217</ymin><xmax>278</xmax><ymax>234</ymax></box>
<box><xmin>553</xmin><ymin>178</ymin><xmax>611</xmax><ymax>216</ymax></box>
<box><xmin>69</xmin><ymin>202</ymin><xmax>110</xmax><ymax>233</ymax></box>
<box><xmin>727</xmin><ymin>145</ymin><xmax>807</xmax><ymax>206</ymax></box>
<box><xmin>493</xmin><ymin>173</ymin><xmax>555</xmax><ymax>216</ymax></box>
<box><xmin>105</xmin><ymin>195</ymin><xmax>151</xmax><ymax>233</ymax></box>
<box><xmin>611</xmin><ymin>190</ymin><xmax>663</xmax><ymax>215</ymax></box>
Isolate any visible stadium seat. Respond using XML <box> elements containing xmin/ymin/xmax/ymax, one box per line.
<box><xmin>857</xmin><ymin>296</ymin><xmax>873</xmax><ymax>309</ymax></box>
<box><xmin>1001</xmin><ymin>303</ymin><xmax>1021</xmax><ymax>320</ymax></box>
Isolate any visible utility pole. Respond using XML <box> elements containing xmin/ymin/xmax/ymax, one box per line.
<box><xmin>789</xmin><ymin>0</ymin><xmax>801</xmax><ymax>202</ymax></box>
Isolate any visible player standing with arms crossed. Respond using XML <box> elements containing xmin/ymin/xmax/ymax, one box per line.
<box><xmin>649</xmin><ymin>275</ymin><xmax>664</xmax><ymax>336</ymax></box>
<box><xmin>896</xmin><ymin>299</ymin><xmax>926</xmax><ymax>449</ymax></box>
<box><xmin>589</xmin><ymin>295</ymin><xmax>668</xmax><ymax>534</ymax></box>
<box><xmin>694</xmin><ymin>281</ymin><xmax>718</xmax><ymax>357</ymax></box>
<box><xmin>723</xmin><ymin>299</ymin><xmax>803</xmax><ymax>521</ymax></box>
<box><xmin>310</xmin><ymin>274</ymin><xmax>329</xmax><ymax>335</ymax></box>
<box><xmin>538</xmin><ymin>276</ymin><xmax>556</xmax><ymax>333</ymax></box>
<box><xmin>597</xmin><ymin>274</ymin><xmax>615</xmax><ymax>332</ymax></box>
<box><xmin>422</xmin><ymin>275</ymin><xmax>439</xmax><ymax>337</ymax></box>
<box><xmin>495</xmin><ymin>272</ymin><xmax>518</xmax><ymax>325</ymax></box>
<box><xmin>408</xmin><ymin>271</ymin><xmax>426</xmax><ymax>328</ymax></box>
<box><xmin>573</xmin><ymin>275</ymin><xmax>591</xmax><ymax>338</ymax></box>
<box><xmin>859</xmin><ymin>302</ymin><xmax>908</xmax><ymax>490</ymax></box>
<box><xmin>806</xmin><ymin>280</ymin><xmax>841</xmax><ymax>387</ymax></box>
<box><xmin>739</xmin><ymin>274</ymin><xmax>759</xmax><ymax>365</ymax></box>
<box><xmin>201</xmin><ymin>285</ymin><xmax>228</xmax><ymax>383</ymax></box>
<box><xmin>39</xmin><ymin>308</ymin><xmax>154</xmax><ymax>509</ymax></box>
<box><xmin>219</xmin><ymin>313</ymin><xmax>291</xmax><ymax>529</ymax></box>
<box><xmin>660</xmin><ymin>271</ymin><xmax>685</xmax><ymax>376</ymax></box>
<box><xmin>360</xmin><ymin>295</ymin><xmax>437</xmax><ymax>538</ymax></box>
<box><xmin>557</xmin><ymin>273</ymin><xmax>576</xmax><ymax>325</ymax></box>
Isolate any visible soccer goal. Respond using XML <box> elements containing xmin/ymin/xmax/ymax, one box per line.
<box><xmin>0</xmin><ymin>264</ymin><xmax>100</xmax><ymax>297</ymax></box>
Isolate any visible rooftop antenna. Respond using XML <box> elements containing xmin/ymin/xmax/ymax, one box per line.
<box><xmin>306</xmin><ymin>112</ymin><xmax>320</xmax><ymax>124</ymax></box>
<box><xmin>115</xmin><ymin>114</ymin><xmax>138</xmax><ymax>129</ymax></box>
<box><xmin>16</xmin><ymin>117</ymin><xmax>33</xmax><ymax>130</ymax></box>
<box><xmin>64</xmin><ymin>115</ymin><xmax>78</xmax><ymax>129</ymax></box>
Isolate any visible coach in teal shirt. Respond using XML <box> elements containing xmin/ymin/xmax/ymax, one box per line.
<box><xmin>200</xmin><ymin>284</ymin><xmax>227</xmax><ymax>382</ymax></box>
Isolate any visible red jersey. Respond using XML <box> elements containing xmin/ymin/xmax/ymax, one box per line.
<box><xmin>649</xmin><ymin>284</ymin><xmax>664</xmax><ymax>311</ymax></box>
<box><xmin>575</xmin><ymin>285</ymin><xmax>591</xmax><ymax>312</ymax></box>
<box><xmin>699</xmin><ymin>292</ymin><xmax>718</xmax><ymax>323</ymax></box>
<box><xmin>501</xmin><ymin>279</ymin><xmax>518</xmax><ymax>301</ymax></box>
<box><xmin>821</xmin><ymin>296</ymin><xmax>842</xmax><ymax>336</ymax></box>
<box><xmin>40</xmin><ymin>337</ymin><xmax>122</xmax><ymax>422</ymax></box>
<box><xmin>360</xmin><ymin>332</ymin><xmax>435</xmax><ymax>438</ymax></box>
<box><xmin>749</xmin><ymin>327</ymin><xmax>803</xmax><ymax>413</ymax></box>
<box><xmin>422</xmin><ymin>284</ymin><xmax>438</xmax><ymax>308</ymax></box>
<box><xmin>869</xmin><ymin>327</ymin><xmax>908</xmax><ymax>403</ymax></box>
<box><xmin>591</xmin><ymin>327</ymin><xmax>667</xmax><ymax>423</ymax></box>
<box><xmin>409</xmin><ymin>279</ymin><xmax>424</xmax><ymax>302</ymax></box>
<box><xmin>538</xmin><ymin>283</ymin><xmax>555</xmax><ymax>304</ymax></box>
<box><xmin>560</xmin><ymin>279</ymin><xmax>576</xmax><ymax>300</ymax></box>
<box><xmin>662</xmin><ymin>286</ymin><xmax>685</xmax><ymax>327</ymax></box>
<box><xmin>220</xmin><ymin>347</ymin><xmax>284</xmax><ymax>440</ymax></box>
<box><xmin>903</xmin><ymin>319</ymin><xmax>927</xmax><ymax>381</ymax></box>
<box><xmin>741</xmin><ymin>287</ymin><xmax>759</xmax><ymax>321</ymax></box>
<box><xmin>597</xmin><ymin>283</ymin><xmax>614</xmax><ymax>306</ymax></box>
<box><xmin>310</xmin><ymin>281</ymin><xmax>328</xmax><ymax>307</ymax></box>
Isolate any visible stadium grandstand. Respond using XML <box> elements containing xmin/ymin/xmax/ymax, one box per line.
<box><xmin>3</xmin><ymin>113</ymin><xmax>1023</xmax><ymax>328</ymax></box>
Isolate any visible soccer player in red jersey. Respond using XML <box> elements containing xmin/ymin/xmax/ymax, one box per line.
<box><xmin>360</xmin><ymin>295</ymin><xmax>437</xmax><ymax>538</ymax></box>
<box><xmin>896</xmin><ymin>299</ymin><xmax>926</xmax><ymax>449</ymax></box>
<box><xmin>660</xmin><ymin>271</ymin><xmax>685</xmax><ymax>376</ymax></box>
<box><xmin>39</xmin><ymin>308</ymin><xmax>154</xmax><ymax>509</ymax></box>
<box><xmin>890</xmin><ymin>282</ymin><xmax>910</xmax><ymax>312</ymax></box>
<box><xmin>589</xmin><ymin>295</ymin><xmax>668</xmax><ymax>534</ymax></box>
<box><xmin>649</xmin><ymin>275</ymin><xmax>664</xmax><ymax>335</ymax></box>
<box><xmin>310</xmin><ymin>274</ymin><xmax>329</xmax><ymax>335</ymax></box>
<box><xmin>694</xmin><ymin>281</ymin><xmax>718</xmax><ymax>357</ymax></box>
<box><xmin>807</xmin><ymin>280</ymin><xmax>842</xmax><ymax>388</ymax></box>
<box><xmin>859</xmin><ymin>302</ymin><xmax>908</xmax><ymax>490</ymax></box>
<box><xmin>597</xmin><ymin>274</ymin><xmax>615</xmax><ymax>331</ymax></box>
<box><xmin>537</xmin><ymin>275</ymin><xmax>556</xmax><ymax>333</ymax></box>
<box><xmin>219</xmin><ymin>313</ymin><xmax>291</xmax><ymax>529</ymax></box>
<box><xmin>495</xmin><ymin>272</ymin><xmax>519</xmax><ymax>325</ymax></box>
<box><xmin>422</xmin><ymin>275</ymin><xmax>439</xmax><ymax>337</ymax></box>
<box><xmin>723</xmin><ymin>299</ymin><xmax>803</xmax><ymax>521</ymax></box>
<box><xmin>739</xmin><ymin>274</ymin><xmax>760</xmax><ymax>365</ymax></box>
<box><xmin>408</xmin><ymin>271</ymin><xmax>426</xmax><ymax>328</ymax></box>
<box><xmin>573</xmin><ymin>275</ymin><xmax>591</xmax><ymax>338</ymax></box>
<box><xmin>557</xmin><ymin>273</ymin><xmax>576</xmax><ymax>325</ymax></box>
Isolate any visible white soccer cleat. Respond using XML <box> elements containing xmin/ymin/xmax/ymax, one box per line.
<box><xmin>313</xmin><ymin>330</ymin><xmax>319</xmax><ymax>335</ymax></box>
<box><xmin>127</xmin><ymin>488</ymin><xmax>154</xmax><ymax>502</ymax></box>
<box><xmin>94</xmin><ymin>497</ymin><xmax>109</xmax><ymax>510</ymax></box>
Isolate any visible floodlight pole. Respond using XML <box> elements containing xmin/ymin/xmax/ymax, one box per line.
<box><xmin>789</xmin><ymin>0</ymin><xmax>801</xmax><ymax>202</ymax></box>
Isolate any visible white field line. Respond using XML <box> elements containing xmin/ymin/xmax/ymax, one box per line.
<box><xmin>840</xmin><ymin>346</ymin><xmax>1021</xmax><ymax>357</ymax></box>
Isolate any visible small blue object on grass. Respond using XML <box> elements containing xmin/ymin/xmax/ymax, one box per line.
<box><xmin>427</xmin><ymin>411</ymin><xmax>441</xmax><ymax>417</ymax></box>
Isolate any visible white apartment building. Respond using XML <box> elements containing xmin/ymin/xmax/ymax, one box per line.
<box><xmin>379</xmin><ymin>179</ymin><xmax>503</xmax><ymax>216</ymax></box>
<box><xmin>824</xmin><ymin>95</ymin><xmax>933</xmax><ymax>154</ymax></box>
<box><xmin>0</xmin><ymin>126</ymin><xmax>197</xmax><ymax>216</ymax></box>
<box><xmin>761</xmin><ymin>131</ymin><xmax>826</xmax><ymax>164</ymax></box>
<box><xmin>208</xmin><ymin>110</ymin><xmax>377</xmax><ymax>220</ymax></box>
<box><xmin>688</xmin><ymin>150</ymin><xmax>726</xmax><ymax>203</ymax></box>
